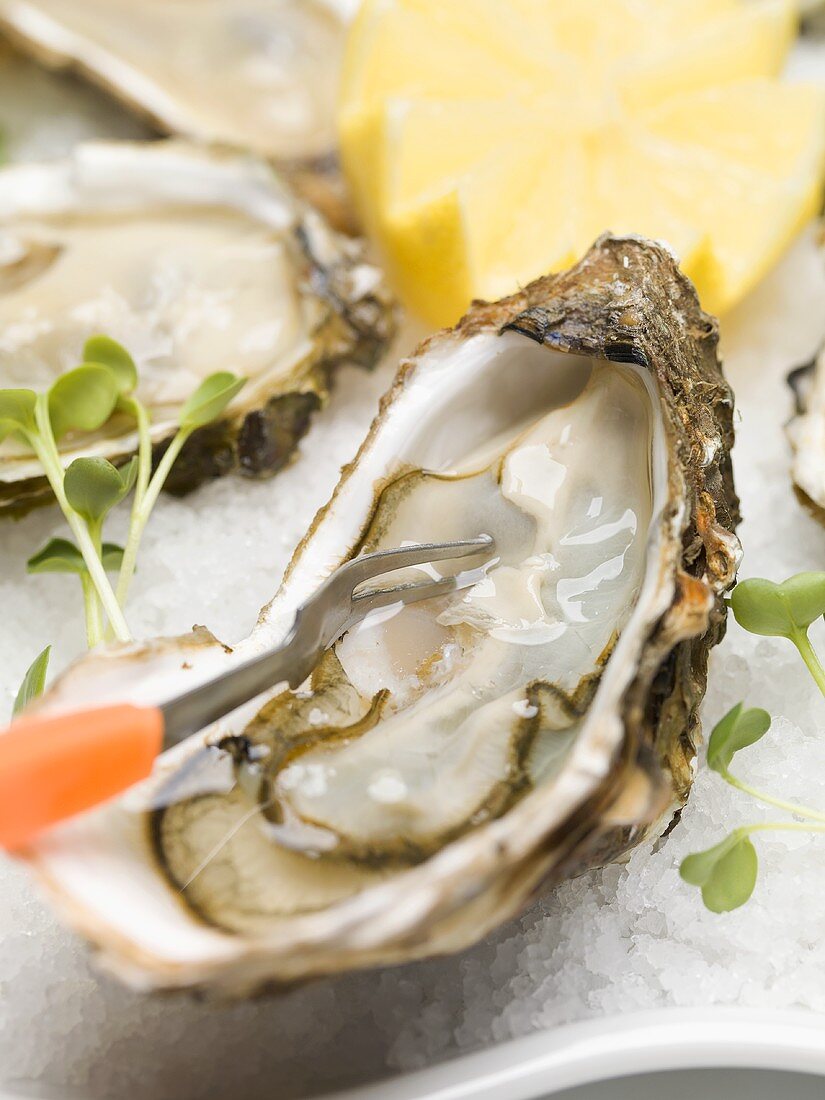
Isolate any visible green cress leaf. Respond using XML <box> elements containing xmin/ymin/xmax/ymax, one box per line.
<box><xmin>730</xmin><ymin>579</ymin><xmax>791</xmax><ymax>636</ymax></box>
<box><xmin>680</xmin><ymin>831</ymin><xmax>759</xmax><ymax>913</ymax></box>
<box><xmin>706</xmin><ymin>703</ymin><xmax>771</xmax><ymax>776</ymax></box>
<box><xmin>101</xmin><ymin>543</ymin><xmax>126</xmax><ymax>573</ymax></box>
<box><xmin>0</xmin><ymin>389</ymin><xmax>37</xmax><ymax>444</ymax></box>
<box><xmin>179</xmin><ymin>372</ymin><xmax>245</xmax><ymax>431</ymax></box>
<box><xmin>64</xmin><ymin>456</ymin><xmax>137</xmax><ymax>522</ymax></box>
<box><xmin>731</xmin><ymin>573</ymin><xmax>825</xmax><ymax>638</ymax></box>
<box><xmin>48</xmin><ymin>365</ymin><xmax>118</xmax><ymax>441</ymax></box>
<box><xmin>776</xmin><ymin>573</ymin><xmax>825</xmax><ymax>630</ymax></box>
<box><xmin>680</xmin><ymin>833</ymin><xmax>739</xmax><ymax>886</ymax></box>
<box><xmin>27</xmin><ymin>538</ymin><xmax>124</xmax><ymax>574</ymax></box>
<box><xmin>82</xmin><ymin>335</ymin><xmax>138</xmax><ymax>396</ymax></box>
<box><xmin>117</xmin><ymin>455</ymin><xmax>139</xmax><ymax>496</ymax></box>
<box><xmin>27</xmin><ymin>537</ymin><xmax>86</xmax><ymax>575</ymax></box>
<box><xmin>12</xmin><ymin>645</ymin><xmax>51</xmax><ymax>717</ymax></box>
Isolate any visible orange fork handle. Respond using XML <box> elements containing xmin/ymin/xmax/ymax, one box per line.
<box><xmin>0</xmin><ymin>704</ymin><xmax>164</xmax><ymax>851</ymax></box>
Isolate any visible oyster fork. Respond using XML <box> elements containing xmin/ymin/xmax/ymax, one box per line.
<box><xmin>0</xmin><ymin>535</ymin><xmax>495</xmax><ymax>850</ymax></box>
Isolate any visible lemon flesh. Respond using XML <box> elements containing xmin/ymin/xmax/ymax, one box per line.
<box><xmin>340</xmin><ymin>0</ymin><xmax>825</xmax><ymax>325</ymax></box>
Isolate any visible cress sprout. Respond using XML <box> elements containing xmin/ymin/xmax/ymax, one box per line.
<box><xmin>3</xmin><ymin>336</ymin><xmax>245</xmax><ymax>699</ymax></box>
<box><xmin>12</xmin><ymin>646</ymin><xmax>51</xmax><ymax>718</ymax></box>
<box><xmin>681</xmin><ymin>572</ymin><xmax>825</xmax><ymax>912</ymax></box>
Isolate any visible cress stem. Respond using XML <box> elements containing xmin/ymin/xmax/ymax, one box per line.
<box><xmin>115</xmin><ymin>427</ymin><xmax>189</xmax><ymax>607</ymax></box>
<box><xmin>116</xmin><ymin>402</ymin><xmax>153</xmax><ymax>608</ymax></box>
<box><xmin>31</xmin><ymin>399</ymin><xmax>131</xmax><ymax>643</ymax></box>
<box><xmin>87</xmin><ymin>518</ymin><xmax>105</xmax><ymax>648</ymax></box>
<box><xmin>792</xmin><ymin>628</ymin><xmax>825</xmax><ymax>698</ymax></box>
<box><xmin>80</xmin><ymin>573</ymin><xmax>101</xmax><ymax>648</ymax></box>
<box><xmin>133</xmin><ymin>399</ymin><xmax>152</xmax><ymax>504</ymax></box>
<box><xmin>726</xmin><ymin>773</ymin><xmax>825</xmax><ymax>825</ymax></box>
<box><xmin>745</xmin><ymin>821</ymin><xmax>825</xmax><ymax>836</ymax></box>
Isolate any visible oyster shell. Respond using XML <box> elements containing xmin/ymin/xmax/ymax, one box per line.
<box><xmin>787</xmin><ymin>349</ymin><xmax>823</xmax><ymax>511</ymax></box>
<box><xmin>0</xmin><ymin>140</ymin><xmax>395</xmax><ymax>515</ymax></box>
<box><xmin>787</xmin><ymin>238</ymin><xmax>825</xmax><ymax>520</ymax></box>
<box><xmin>20</xmin><ymin>236</ymin><xmax>738</xmax><ymax>994</ymax></box>
<box><xmin>786</xmin><ymin>224</ymin><xmax>825</xmax><ymax>514</ymax></box>
<box><xmin>0</xmin><ymin>0</ymin><xmax>353</xmax><ymax>229</ymax></box>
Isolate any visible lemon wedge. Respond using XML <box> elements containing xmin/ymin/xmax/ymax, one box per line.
<box><xmin>340</xmin><ymin>0</ymin><xmax>825</xmax><ymax>325</ymax></box>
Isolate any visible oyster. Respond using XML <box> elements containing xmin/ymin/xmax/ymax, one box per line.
<box><xmin>21</xmin><ymin>236</ymin><xmax>738</xmax><ymax>993</ymax></box>
<box><xmin>0</xmin><ymin>0</ymin><xmax>352</xmax><ymax>228</ymax></box>
<box><xmin>787</xmin><ymin>225</ymin><xmax>825</xmax><ymax>520</ymax></box>
<box><xmin>787</xmin><ymin>349</ymin><xmax>823</xmax><ymax>511</ymax></box>
<box><xmin>0</xmin><ymin>140</ymin><xmax>394</xmax><ymax>515</ymax></box>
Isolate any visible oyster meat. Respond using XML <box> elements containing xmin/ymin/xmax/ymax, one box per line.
<box><xmin>20</xmin><ymin>236</ymin><xmax>738</xmax><ymax>993</ymax></box>
<box><xmin>0</xmin><ymin>0</ymin><xmax>352</xmax><ymax>227</ymax></box>
<box><xmin>0</xmin><ymin>140</ymin><xmax>395</xmax><ymax>515</ymax></box>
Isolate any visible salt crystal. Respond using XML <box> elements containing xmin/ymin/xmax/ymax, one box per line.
<box><xmin>2</xmin><ymin>40</ymin><xmax>825</xmax><ymax>1100</ymax></box>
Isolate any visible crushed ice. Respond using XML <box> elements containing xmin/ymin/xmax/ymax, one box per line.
<box><xmin>2</xmin><ymin>44</ymin><xmax>825</xmax><ymax>1100</ymax></box>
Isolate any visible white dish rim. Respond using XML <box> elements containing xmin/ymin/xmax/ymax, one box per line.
<box><xmin>3</xmin><ymin>1005</ymin><xmax>823</xmax><ymax>1099</ymax></box>
<box><xmin>319</xmin><ymin>1006</ymin><xmax>825</xmax><ymax>1100</ymax></box>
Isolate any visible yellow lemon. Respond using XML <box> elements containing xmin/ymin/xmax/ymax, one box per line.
<box><xmin>340</xmin><ymin>0</ymin><xmax>825</xmax><ymax>325</ymax></box>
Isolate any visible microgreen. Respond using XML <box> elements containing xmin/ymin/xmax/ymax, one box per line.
<box><xmin>12</xmin><ymin>645</ymin><xmax>51</xmax><ymax>718</ymax></box>
<box><xmin>706</xmin><ymin>704</ymin><xmax>771</xmax><ymax>776</ymax></box>
<box><xmin>731</xmin><ymin>574</ymin><xmax>825</xmax><ymax>637</ymax></box>
<box><xmin>0</xmin><ymin>334</ymin><xmax>244</xmax><ymax>654</ymax></box>
<box><xmin>179</xmin><ymin>372</ymin><xmax>245</xmax><ymax>431</ymax></box>
<box><xmin>680</xmin><ymin>830</ymin><xmax>758</xmax><ymax>913</ymax></box>
<box><xmin>681</xmin><ymin>571</ymin><xmax>825</xmax><ymax>912</ymax></box>
<box><xmin>27</xmin><ymin>535</ymin><xmax>126</xmax><ymax>647</ymax></box>
<box><xmin>0</xmin><ymin>389</ymin><xmax>37</xmax><ymax>443</ymax></box>
<box><xmin>731</xmin><ymin>573</ymin><xmax>825</xmax><ymax>695</ymax></box>
<box><xmin>27</xmin><ymin>538</ymin><xmax>87</xmax><ymax>575</ymax></box>
<box><xmin>82</xmin><ymin>335</ymin><xmax>138</xmax><ymax>397</ymax></box>
<box><xmin>47</xmin><ymin>365</ymin><xmax>119</xmax><ymax>441</ymax></box>
<box><xmin>64</xmin><ymin>457</ymin><xmax>137</xmax><ymax>524</ymax></box>
<box><xmin>113</xmin><ymin>367</ymin><xmax>245</xmax><ymax>608</ymax></box>
<box><xmin>27</xmin><ymin>538</ymin><xmax>124</xmax><ymax>576</ymax></box>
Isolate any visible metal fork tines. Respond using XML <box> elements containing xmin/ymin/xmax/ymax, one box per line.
<box><xmin>160</xmin><ymin>534</ymin><xmax>496</xmax><ymax>746</ymax></box>
<box><xmin>293</xmin><ymin>534</ymin><xmax>496</xmax><ymax>658</ymax></box>
<box><xmin>344</xmin><ymin>535</ymin><xmax>495</xmax><ymax>615</ymax></box>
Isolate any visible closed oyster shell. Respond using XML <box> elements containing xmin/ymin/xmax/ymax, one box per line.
<box><xmin>0</xmin><ymin>0</ymin><xmax>354</xmax><ymax>229</ymax></box>
<box><xmin>18</xmin><ymin>235</ymin><xmax>739</xmax><ymax>994</ymax></box>
<box><xmin>0</xmin><ymin>140</ymin><xmax>395</xmax><ymax>515</ymax></box>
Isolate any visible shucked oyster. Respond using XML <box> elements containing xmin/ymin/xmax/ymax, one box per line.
<box><xmin>20</xmin><ymin>236</ymin><xmax>738</xmax><ymax>993</ymax></box>
<box><xmin>0</xmin><ymin>140</ymin><xmax>394</xmax><ymax>515</ymax></box>
<box><xmin>0</xmin><ymin>0</ymin><xmax>352</xmax><ymax>227</ymax></box>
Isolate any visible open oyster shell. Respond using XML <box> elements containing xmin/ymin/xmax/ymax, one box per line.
<box><xmin>787</xmin><ymin>233</ymin><xmax>825</xmax><ymax>512</ymax></box>
<box><xmin>0</xmin><ymin>140</ymin><xmax>395</xmax><ymax>516</ymax></box>
<box><xmin>0</xmin><ymin>0</ymin><xmax>353</xmax><ymax>229</ymax></box>
<box><xmin>787</xmin><ymin>348</ymin><xmax>825</xmax><ymax>512</ymax></box>
<box><xmin>19</xmin><ymin>236</ymin><xmax>739</xmax><ymax>994</ymax></box>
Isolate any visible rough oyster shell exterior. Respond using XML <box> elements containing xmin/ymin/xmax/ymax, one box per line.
<box><xmin>0</xmin><ymin>141</ymin><xmax>396</xmax><ymax>516</ymax></box>
<box><xmin>20</xmin><ymin>235</ymin><xmax>738</xmax><ymax>994</ymax></box>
